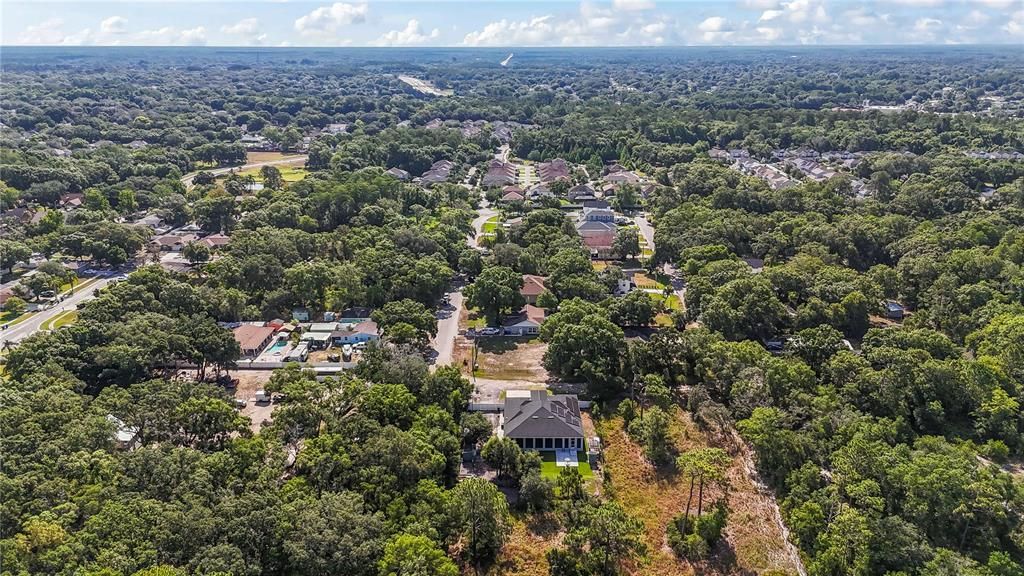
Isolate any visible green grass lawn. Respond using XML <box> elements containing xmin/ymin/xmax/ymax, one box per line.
<box><xmin>236</xmin><ymin>165</ymin><xmax>308</xmax><ymax>183</ymax></box>
<box><xmin>538</xmin><ymin>450</ymin><xmax>594</xmax><ymax>480</ymax></box>
<box><xmin>41</xmin><ymin>310</ymin><xmax>78</xmax><ymax>331</ymax></box>
<box><xmin>481</xmin><ymin>216</ymin><xmax>501</xmax><ymax>234</ymax></box>
<box><xmin>0</xmin><ymin>309</ymin><xmax>32</xmax><ymax>326</ymax></box>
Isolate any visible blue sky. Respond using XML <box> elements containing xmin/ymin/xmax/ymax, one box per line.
<box><xmin>2</xmin><ymin>0</ymin><xmax>1023</xmax><ymax>47</ymax></box>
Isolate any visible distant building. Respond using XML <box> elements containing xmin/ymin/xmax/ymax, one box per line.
<box><xmin>385</xmin><ymin>167</ymin><xmax>411</xmax><ymax>181</ymax></box>
<box><xmin>501</xmin><ymin>390</ymin><xmax>585</xmax><ymax>451</ymax></box>
<box><xmin>151</xmin><ymin>233</ymin><xmax>199</xmax><ymax>252</ymax></box>
<box><xmin>884</xmin><ymin>300</ymin><xmax>906</xmax><ymax>320</ymax></box>
<box><xmin>482</xmin><ymin>160</ymin><xmax>518</xmax><ymax>188</ymax></box>
<box><xmin>107</xmin><ymin>415</ymin><xmax>141</xmax><ymax>450</ymax></box>
<box><xmin>568</xmin><ymin>183</ymin><xmax>596</xmax><ymax>202</ymax></box>
<box><xmin>419</xmin><ymin>160</ymin><xmax>454</xmax><ymax>186</ymax></box>
<box><xmin>200</xmin><ymin>233</ymin><xmax>231</xmax><ymax>250</ymax></box>
<box><xmin>520</xmin><ymin>274</ymin><xmax>547</xmax><ymax>304</ymax></box>
<box><xmin>501</xmin><ymin>190</ymin><xmax>525</xmax><ymax>203</ymax></box>
<box><xmin>324</xmin><ymin>123</ymin><xmax>348</xmax><ymax>135</ymax></box>
<box><xmin>537</xmin><ymin>159</ymin><xmax>571</xmax><ymax>183</ymax></box>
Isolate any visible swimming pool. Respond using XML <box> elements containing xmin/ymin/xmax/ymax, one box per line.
<box><xmin>267</xmin><ymin>340</ymin><xmax>288</xmax><ymax>354</ymax></box>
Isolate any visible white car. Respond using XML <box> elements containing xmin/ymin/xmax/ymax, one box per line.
<box><xmin>479</xmin><ymin>327</ymin><xmax>502</xmax><ymax>336</ymax></box>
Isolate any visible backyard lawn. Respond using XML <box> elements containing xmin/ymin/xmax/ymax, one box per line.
<box><xmin>538</xmin><ymin>450</ymin><xmax>594</xmax><ymax>480</ymax></box>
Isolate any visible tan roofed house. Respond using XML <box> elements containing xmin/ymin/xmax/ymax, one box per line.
<box><xmin>520</xmin><ymin>274</ymin><xmax>547</xmax><ymax>304</ymax></box>
<box><xmin>233</xmin><ymin>324</ymin><xmax>277</xmax><ymax>358</ymax></box>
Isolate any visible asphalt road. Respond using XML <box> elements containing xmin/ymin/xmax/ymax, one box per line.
<box><xmin>469</xmin><ymin>203</ymin><xmax>498</xmax><ymax>249</ymax></box>
<box><xmin>180</xmin><ymin>155</ymin><xmax>308</xmax><ymax>187</ymax></box>
<box><xmin>1</xmin><ymin>276</ymin><xmax>113</xmax><ymax>347</ymax></box>
<box><xmin>633</xmin><ymin>213</ymin><xmax>686</xmax><ymax>309</ymax></box>
<box><xmin>430</xmin><ymin>290</ymin><xmax>464</xmax><ymax>367</ymax></box>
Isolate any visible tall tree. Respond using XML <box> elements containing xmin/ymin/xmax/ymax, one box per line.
<box><xmin>449</xmin><ymin>478</ymin><xmax>510</xmax><ymax>573</ymax></box>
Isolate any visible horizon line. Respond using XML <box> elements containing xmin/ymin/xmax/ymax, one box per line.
<box><xmin>1</xmin><ymin>43</ymin><xmax>1018</xmax><ymax>49</ymax></box>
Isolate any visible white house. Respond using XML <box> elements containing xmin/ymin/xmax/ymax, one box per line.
<box><xmin>502</xmin><ymin>305</ymin><xmax>546</xmax><ymax>336</ymax></box>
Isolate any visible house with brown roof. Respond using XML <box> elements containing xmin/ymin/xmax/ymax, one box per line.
<box><xmin>520</xmin><ymin>274</ymin><xmax>547</xmax><ymax>304</ymax></box>
<box><xmin>200</xmin><ymin>233</ymin><xmax>231</xmax><ymax>250</ymax></box>
<box><xmin>331</xmin><ymin>319</ymin><xmax>380</xmax><ymax>345</ymax></box>
<box><xmin>233</xmin><ymin>324</ymin><xmax>277</xmax><ymax>358</ymax></box>
<box><xmin>537</xmin><ymin>159</ymin><xmax>571</xmax><ymax>183</ymax></box>
<box><xmin>151</xmin><ymin>234</ymin><xmax>199</xmax><ymax>252</ymax></box>
<box><xmin>502</xmin><ymin>305</ymin><xmax>546</xmax><ymax>336</ymax></box>
<box><xmin>501</xmin><ymin>190</ymin><xmax>525</xmax><ymax>203</ymax></box>
<box><xmin>582</xmin><ymin>232</ymin><xmax>616</xmax><ymax>259</ymax></box>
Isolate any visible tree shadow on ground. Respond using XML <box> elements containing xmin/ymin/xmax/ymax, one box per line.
<box><xmin>525</xmin><ymin>513</ymin><xmax>562</xmax><ymax>538</ymax></box>
<box><xmin>475</xmin><ymin>337</ymin><xmax>520</xmax><ymax>354</ymax></box>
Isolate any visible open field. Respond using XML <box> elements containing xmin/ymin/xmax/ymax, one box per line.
<box><xmin>231</xmin><ymin>370</ymin><xmax>275</xmax><ymax>433</ymax></box>
<box><xmin>597</xmin><ymin>408</ymin><xmax>802</xmax><ymax>576</ymax></box>
<box><xmin>489</xmin><ymin>515</ymin><xmax>561</xmax><ymax>576</ymax></box>
<box><xmin>454</xmin><ymin>336</ymin><xmax>550</xmax><ymax>382</ymax></box>
<box><xmin>236</xmin><ymin>164</ymin><xmax>308</xmax><ymax>183</ymax></box>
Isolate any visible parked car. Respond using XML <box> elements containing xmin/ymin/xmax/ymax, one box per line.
<box><xmin>233</xmin><ymin>399</ymin><xmax>247</xmax><ymax>409</ymax></box>
<box><xmin>328</xmin><ymin>353</ymin><xmax>341</xmax><ymax>362</ymax></box>
<box><xmin>342</xmin><ymin>344</ymin><xmax>353</xmax><ymax>362</ymax></box>
<box><xmin>353</xmin><ymin>341</ymin><xmax>367</xmax><ymax>350</ymax></box>
<box><xmin>479</xmin><ymin>327</ymin><xmax>502</xmax><ymax>336</ymax></box>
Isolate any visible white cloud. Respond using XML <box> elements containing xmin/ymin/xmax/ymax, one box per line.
<box><xmin>697</xmin><ymin>16</ymin><xmax>735</xmax><ymax>42</ymax></box>
<box><xmin>969</xmin><ymin>0</ymin><xmax>1015</xmax><ymax>7</ymax></box>
<box><xmin>612</xmin><ymin>0</ymin><xmax>655</xmax><ymax>11</ymax></box>
<box><xmin>698</xmin><ymin>16</ymin><xmax>729</xmax><ymax>32</ymax></box>
<box><xmin>891</xmin><ymin>0</ymin><xmax>944</xmax><ymax>5</ymax></box>
<box><xmin>462</xmin><ymin>3</ymin><xmax>674</xmax><ymax>48</ymax></box>
<box><xmin>374</xmin><ymin>19</ymin><xmax>440</xmax><ymax>46</ymax></box>
<box><xmin>18</xmin><ymin>18</ymin><xmax>67</xmax><ymax>45</ymax></box>
<box><xmin>463</xmin><ymin>15</ymin><xmax>558</xmax><ymax>46</ymax></box>
<box><xmin>134</xmin><ymin>25</ymin><xmax>208</xmax><ymax>46</ymax></box>
<box><xmin>1003</xmin><ymin>10</ymin><xmax>1024</xmax><ymax>35</ymax></box>
<box><xmin>642</xmin><ymin>21</ymin><xmax>667</xmax><ymax>35</ymax></box>
<box><xmin>221</xmin><ymin>18</ymin><xmax>259</xmax><ymax>36</ymax></box>
<box><xmin>759</xmin><ymin>9</ymin><xmax>784</xmax><ymax>21</ymax></box>
<box><xmin>914</xmin><ymin>16</ymin><xmax>943</xmax><ymax>31</ymax></box>
<box><xmin>959</xmin><ymin>9</ymin><xmax>990</xmax><ymax>28</ymax></box>
<box><xmin>294</xmin><ymin>2</ymin><xmax>368</xmax><ymax>36</ymax></box>
<box><xmin>742</xmin><ymin>0</ymin><xmax>781</xmax><ymax>9</ymax></box>
<box><xmin>842</xmin><ymin>7</ymin><xmax>881</xmax><ymax>26</ymax></box>
<box><xmin>100</xmin><ymin>16</ymin><xmax>127</xmax><ymax>35</ymax></box>
<box><xmin>782</xmin><ymin>0</ymin><xmax>829</xmax><ymax>24</ymax></box>
<box><xmin>179</xmin><ymin>26</ymin><xmax>207</xmax><ymax>45</ymax></box>
<box><xmin>756</xmin><ymin>26</ymin><xmax>783</xmax><ymax>41</ymax></box>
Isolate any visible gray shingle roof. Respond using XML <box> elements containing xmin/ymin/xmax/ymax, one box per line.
<box><xmin>503</xmin><ymin>390</ymin><xmax>583</xmax><ymax>438</ymax></box>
